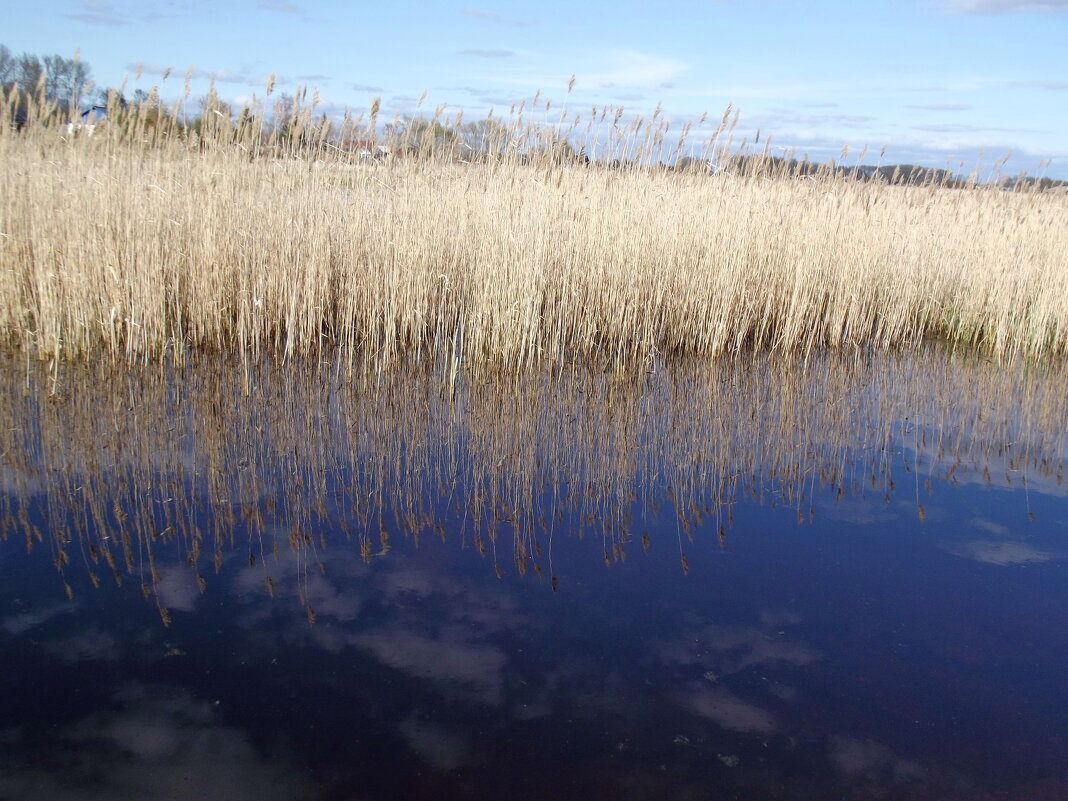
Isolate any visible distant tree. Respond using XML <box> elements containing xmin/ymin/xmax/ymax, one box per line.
<box><xmin>272</xmin><ymin>91</ymin><xmax>324</xmax><ymax>154</ymax></box>
<box><xmin>0</xmin><ymin>44</ymin><xmax>14</xmax><ymax>86</ymax></box>
<box><xmin>192</xmin><ymin>88</ymin><xmax>232</xmax><ymax>141</ymax></box>
<box><xmin>41</xmin><ymin>53</ymin><xmax>91</xmax><ymax>111</ymax></box>
<box><xmin>126</xmin><ymin>87</ymin><xmax>172</xmax><ymax>135</ymax></box>
<box><xmin>0</xmin><ymin>45</ymin><xmax>93</xmax><ymax>123</ymax></box>
<box><xmin>234</xmin><ymin>104</ymin><xmax>258</xmax><ymax>131</ymax></box>
<box><xmin>15</xmin><ymin>53</ymin><xmax>43</xmax><ymax>96</ymax></box>
<box><xmin>228</xmin><ymin>103</ymin><xmax>262</xmax><ymax>146</ymax></box>
<box><xmin>455</xmin><ymin>118</ymin><xmax>510</xmax><ymax>159</ymax></box>
<box><xmin>528</xmin><ymin>127</ymin><xmax>583</xmax><ymax>165</ymax></box>
<box><xmin>92</xmin><ymin>86</ymin><xmax>127</xmax><ymax>111</ymax></box>
<box><xmin>385</xmin><ymin>115</ymin><xmax>458</xmax><ymax>157</ymax></box>
<box><xmin>0</xmin><ymin>46</ymin><xmax>35</xmax><ymax>128</ymax></box>
<box><xmin>273</xmin><ymin>92</ymin><xmax>296</xmax><ymax>133</ymax></box>
<box><xmin>272</xmin><ymin>91</ymin><xmax>317</xmax><ymax>152</ymax></box>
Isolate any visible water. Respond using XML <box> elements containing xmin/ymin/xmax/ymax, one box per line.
<box><xmin>1</xmin><ymin>350</ymin><xmax>1066</xmax><ymax>800</ymax></box>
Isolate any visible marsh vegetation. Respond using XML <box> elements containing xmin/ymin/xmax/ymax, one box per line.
<box><xmin>2</xmin><ymin>86</ymin><xmax>1066</xmax><ymax>370</ymax></box>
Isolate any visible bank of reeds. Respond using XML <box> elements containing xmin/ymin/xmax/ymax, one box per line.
<box><xmin>1</xmin><ymin>86</ymin><xmax>1066</xmax><ymax>369</ymax></box>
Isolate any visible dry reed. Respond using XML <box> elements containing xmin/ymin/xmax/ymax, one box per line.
<box><xmin>1</xmin><ymin>89</ymin><xmax>1066</xmax><ymax>370</ymax></box>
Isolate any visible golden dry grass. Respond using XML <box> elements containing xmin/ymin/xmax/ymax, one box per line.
<box><xmin>1</xmin><ymin>92</ymin><xmax>1066</xmax><ymax>369</ymax></box>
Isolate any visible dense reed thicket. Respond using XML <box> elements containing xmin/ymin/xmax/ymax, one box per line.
<box><xmin>2</xmin><ymin>87</ymin><xmax>1066</xmax><ymax>369</ymax></box>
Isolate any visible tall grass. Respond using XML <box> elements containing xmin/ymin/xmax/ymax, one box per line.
<box><xmin>1</xmin><ymin>87</ymin><xmax>1066</xmax><ymax>369</ymax></box>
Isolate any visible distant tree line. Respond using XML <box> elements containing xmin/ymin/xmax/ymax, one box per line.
<box><xmin>676</xmin><ymin>153</ymin><xmax>1066</xmax><ymax>190</ymax></box>
<box><xmin>3</xmin><ymin>41</ymin><xmax>1062</xmax><ymax>188</ymax></box>
<box><xmin>0</xmin><ymin>43</ymin><xmax>96</xmax><ymax>126</ymax></box>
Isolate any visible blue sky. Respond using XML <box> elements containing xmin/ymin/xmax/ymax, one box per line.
<box><xmin>6</xmin><ymin>0</ymin><xmax>1068</xmax><ymax>177</ymax></box>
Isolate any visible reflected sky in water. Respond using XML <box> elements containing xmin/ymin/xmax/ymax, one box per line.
<box><xmin>1</xmin><ymin>350</ymin><xmax>1066</xmax><ymax>800</ymax></box>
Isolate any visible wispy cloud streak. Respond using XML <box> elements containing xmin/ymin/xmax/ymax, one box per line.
<box><xmin>258</xmin><ymin>0</ymin><xmax>303</xmax><ymax>12</ymax></box>
<box><xmin>462</xmin><ymin>9</ymin><xmax>536</xmax><ymax>27</ymax></box>
<box><xmin>945</xmin><ymin>0</ymin><xmax>1068</xmax><ymax>12</ymax></box>
<box><xmin>459</xmin><ymin>49</ymin><xmax>516</xmax><ymax>58</ymax></box>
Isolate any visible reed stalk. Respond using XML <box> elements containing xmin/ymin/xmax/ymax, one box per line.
<box><xmin>1</xmin><ymin>89</ymin><xmax>1065</xmax><ymax>368</ymax></box>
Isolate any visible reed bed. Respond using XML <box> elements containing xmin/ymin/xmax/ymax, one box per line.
<box><xmin>1</xmin><ymin>89</ymin><xmax>1066</xmax><ymax>369</ymax></box>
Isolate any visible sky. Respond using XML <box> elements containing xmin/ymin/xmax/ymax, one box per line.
<box><xmin>5</xmin><ymin>0</ymin><xmax>1068</xmax><ymax>178</ymax></box>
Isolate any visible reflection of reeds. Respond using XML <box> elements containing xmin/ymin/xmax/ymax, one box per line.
<box><xmin>1</xmin><ymin>90</ymin><xmax>1066</xmax><ymax>367</ymax></box>
<box><xmin>0</xmin><ymin>350</ymin><xmax>1065</xmax><ymax>621</ymax></box>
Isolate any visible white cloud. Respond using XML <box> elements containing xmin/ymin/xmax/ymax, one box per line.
<box><xmin>398</xmin><ymin>716</ymin><xmax>469</xmax><ymax>770</ymax></box>
<box><xmin>750</xmin><ymin>109</ymin><xmax>877</xmax><ymax>128</ymax></box>
<box><xmin>258</xmin><ymin>0</ymin><xmax>303</xmax><ymax>13</ymax></box>
<box><xmin>686</xmin><ymin>686</ymin><xmax>780</xmax><ymax>733</ymax></box>
<box><xmin>66</xmin><ymin>1</ymin><xmax>178</xmax><ymax>26</ymax></box>
<box><xmin>661</xmin><ymin>622</ymin><xmax>820</xmax><ymax>675</ymax></box>
<box><xmin>0</xmin><ymin>466</ymin><xmax>44</xmax><ymax>496</ymax></box>
<box><xmin>830</xmin><ymin>735</ymin><xmax>926</xmax><ymax>782</ymax></box>
<box><xmin>906</xmin><ymin>103</ymin><xmax>974</xmax><ymax>110</ymax></box>
<box><xmin>127</xmin><ymin>63</ymin><xmax>276</xmax><ymax>88</ymax></box>
<box><xmin>945</xmin><ymin>0</ymin><xmax>1068</xmax><ymax>11</ymax></box>
<box><xmin>583</xmin><ymin>51</ymin><xmax>689</xmax><ymax>90</ymax></box>
<box><xmin>459</xmin><ymin>49</ymin><xmax>516</xmax><ymax>59</ymax></box>
<box><xmin>153</xmin><ymin>565</ymin><xmax>201</xmax><ymax>613</ymax></box>
<box><xmin>461</xmin><ymin>9</ymin><xmax>537</xmax><ymax>27</ymax></box>
<box><xmin>972</xmin><ymin>518</ymin><xmax>1010</xmax><ymax>536</ymax></box>
<box><xmin>353</xmin><ymin>628</ymin><xmax>507</xmax><ymax>704</ymax></box>
<box><xmin>0</xmin><ymin>686</ymin><xmax>308</xmax><ymax>801</ymax></box>
<box><xmin>942</xmin><ymin>539</ymin><xmax>1063</xmax><ymax>565</ymax></box>
<box><xmin>66</xmin><ymin>0</ymin><xmax>130</xmax><ymax>26</ymax></box>
<box><xmin>3</xmin><ymin>602</ymin><xmax>76</xmax><ymax>635</ymax></box>
<box><xmin>45</xmin><ymin>626</ymin><xmax>119</xmax><ymax>662</ymax></box>
<box><xmin>1008</xmin><ymin>79</ymin><xmax>1068</xmax><ymax>90</ymax></box>
<box><xmin>489</xmin><ymin>50</ymin><xmax>688</xmax><ymax>92</ymax></box>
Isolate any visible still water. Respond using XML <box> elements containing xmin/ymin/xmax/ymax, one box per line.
<box><xmin>1</xmin><ymin>350</ymin><xmax>1066</xmax><ymax>800</ymax></box>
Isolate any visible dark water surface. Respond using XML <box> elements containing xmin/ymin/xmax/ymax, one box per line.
<box><xmin>1</xmin><ymin>350</ymin><xmax>1066</xmax><ymax>800</ymax></box>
